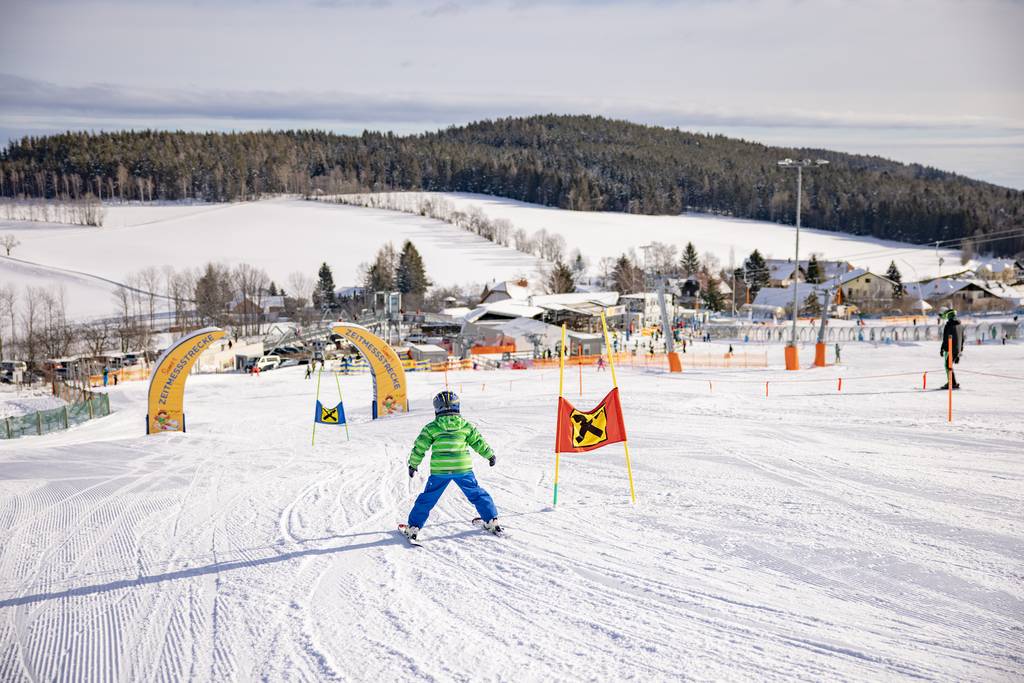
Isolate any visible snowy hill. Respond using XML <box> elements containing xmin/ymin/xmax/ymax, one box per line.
<box><xmin>0</xmin><ymin>193</ymin><xmax>979</xmax><ymax>321</ymax></box>
<box><xmin>1</xmin><ymin>342</ymin><xmax>1021</xmax><ymax>680</ymax></box>
<box><xmin>0</xmin><ymin>198</ymin><xmax>542</xmax><ymax>319</ymax></box>
<box><xmin>345</xmin><ymin>192</ymin><xmax>970</xmax><ymax>279</ymax></box>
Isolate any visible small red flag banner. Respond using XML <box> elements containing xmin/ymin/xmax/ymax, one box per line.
<box><xmin>556</xmin><ymin>388</ymin><xmax>628</xmax><ymax>453</ymax></box>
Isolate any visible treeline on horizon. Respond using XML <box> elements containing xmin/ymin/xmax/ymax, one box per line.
<box><xmin>1</xmin><ymin>115</ymin><xmax>1021</xmax><ymax>256</ymax></box>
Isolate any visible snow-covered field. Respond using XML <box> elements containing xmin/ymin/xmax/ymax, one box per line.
<box><xmin>355</xmin><ymin>192</ymin><xmax>968</xmax><ymax>277</ymax></box>
<box><xmin>2</xmin><ymin>342</ymin><xmax>1021</xmax><ymax>681</ymax></box>
<box><xmin>0</xmin><ymin>198</ymin><xmax>542</xmax><ymax>319</ymax></box>
<box><xmin>1</xmin><ymin>193</ymin><xmax>972</xmax><ymax>321</ymax></box>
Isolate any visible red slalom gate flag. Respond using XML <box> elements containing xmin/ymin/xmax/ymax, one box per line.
<box><xmin>556</xmin><ymin>388</ymin><xmax>628</xmax><ymax>453</ymax></box>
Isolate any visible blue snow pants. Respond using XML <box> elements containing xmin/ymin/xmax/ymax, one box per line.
<box><xmin>408</xmin><ymin>472</ymin><xmax>497</xmax><ymax>528</ymax></box>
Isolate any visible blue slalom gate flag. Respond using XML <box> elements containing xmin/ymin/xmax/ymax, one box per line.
<box><xmin>314</xmin><ymin>400</ymin><xmax>346</xmax><ymax>425</ymax></box>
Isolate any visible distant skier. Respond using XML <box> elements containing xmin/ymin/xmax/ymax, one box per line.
<box><xmin>834</xmin><ymin>343</ymin><xmax>841</xmax><ymax>364</ymax></box>
<box><xmin>102</xmin><ymin>366</ymin><xmax>109</xmax><ymax>387</ymax></box>
<box><xmin>597</xmin><ymin>356</ymin><xmax>606</xmax><ymax>371</ymax></box>
<box><xmin>939</xmin><ymin>308</ymin><xmax>964</xmax><ymax>390</ymax></box>
<box><xmin>402</xmin><ymin>391</ymin><xmax>500</xmax><ymax>541</ymax></box>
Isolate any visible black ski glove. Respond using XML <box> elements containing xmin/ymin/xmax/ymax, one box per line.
<box><xmin>488</xmin><ymin>456</ymin><xmax>496</xmax><ymax>467</ymax></box>
<box><xmin>408</xmin><ymin>465</ymin><xmax>417</xmax><ymax>478</ymax></box>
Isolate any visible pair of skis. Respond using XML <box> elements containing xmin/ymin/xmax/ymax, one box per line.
<box><xmin>397</xmin><ymin>518</ymin><xmax>504</xmax><ymax>547</ymax></box>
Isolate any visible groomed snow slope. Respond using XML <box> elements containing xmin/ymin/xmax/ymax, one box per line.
<box><xmin>1</xmin><ymin>342</ymin><xmax>1021</xmax><ymax>681</ymax></box>
<box><xmin>0</xmin><ymin>198</ymin><xmax>542</xmax><ymax>319</ymax></box>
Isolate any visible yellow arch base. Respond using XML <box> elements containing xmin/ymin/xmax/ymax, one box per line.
<box><xmin>332</xmin><ymin>323</ymin><xmax>409</xmax><ymax>419</ymax></box>
<box><xmin>146</xmin><ymin>326</ymin><xmax>226</xmax><ymax>434</ymax></box>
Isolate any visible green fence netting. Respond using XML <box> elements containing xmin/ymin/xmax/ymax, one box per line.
<box><xmin>2</xmin><ymin>393</ymin><xmax>110</xmax><ymax>440</ymax></box>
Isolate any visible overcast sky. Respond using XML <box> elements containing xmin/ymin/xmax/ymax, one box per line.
<box><xmin>2</xmin><ymin>0</ymin><xmax>1022</xmax><ymax>188</ymax></box>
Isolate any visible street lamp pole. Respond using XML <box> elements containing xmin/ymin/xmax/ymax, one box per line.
<box><xmin>777</xmin><ymin>158</ymin><xmax>829</xmax><ymax>369</ymax></box>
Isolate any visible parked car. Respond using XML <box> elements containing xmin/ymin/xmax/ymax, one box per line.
<box><xmin>255</xmin><ymin>355</ymin><xmax>282</xmax><ymax>372</ymax></box>
<box><xmin>0</xmin><ymin>360</ymin><xmax>28</xmax><ymax>384</ymax></box>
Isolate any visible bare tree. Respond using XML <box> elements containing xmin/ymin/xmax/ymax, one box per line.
<box><xmin>20</xmin><ymin>286</ymin><xmax>43</xmax><ymax>365</ymax></box>
<box><xmin>39</xmin><ymin>286</ymin><xmax>73</xmax><ymax>359</ymax></box>
<box><xmin>233</xmin><ymin>263</ymin><xmax>270</xmax><ymax>336</ymax></box>
<box><xmin>138</xmin><ymin>266</ymin><xmax>162</xmax><ymax>329</ymax></box>
<box><xmin>0</xmin><ymin>284</ymin><xmax>14</xmax><ymax>359</ymax></box>
<box><xmin>0</xmin><ymin>234</ymin><xmax>19</xmax><ymax>256</ymax></box>
<box><xmin>80</xmin><ymin>319</ymin><xmax>111</xmax><ymax>358</ymax></box>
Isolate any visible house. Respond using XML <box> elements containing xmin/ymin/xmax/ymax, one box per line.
<box><xmin>823</xmin><ymin>269</ymin><xmax>899</xmax><ymax>308</ymax></box>
<box><xmin>752</xmin><ymin>283</ymin><xmax>819</xmax><ymax>313</ymax></box>
<box><xmin>802</xmin><ymin>259</ymin><xmax>854</xmax><ymax>281</ymax></box>
<box><xmin>916</xmin><ymin>278</ymin><xmax>1022</xmax><ymax>312</ymax></box>
<box><xmin>764</xmin><ymin>259</ymin><xmax>806</xmax><ymax>287</ymax></box>
<box><xmin>479</xmin><ymin>279</ymin><xmax>536</xmax><ymax>304</ymax></box>
<box><xmin>973</xmin><ymin>258</ymin><xmax>1020</xmax><ymax>283</ymax></box>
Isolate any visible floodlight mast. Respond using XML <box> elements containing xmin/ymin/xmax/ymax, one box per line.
<box><xmin>777</xmin><ymin>158</ymin><xmax>829</xmax><ymax>352</ymax></box>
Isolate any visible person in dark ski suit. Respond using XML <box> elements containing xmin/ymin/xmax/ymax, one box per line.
<box><xmin>403</xmin><ymin>391</ymin><xmax>500</xmax><ymax>541</ymax></box>
<box><xmin>939</xmin><ymin>308</ymin><xmax>964</xmax><ymax>389</ymax></box>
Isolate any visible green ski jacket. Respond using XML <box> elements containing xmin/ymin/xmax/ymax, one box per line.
<box><xmin>408</xmin><ymin>414</ymin><xmax>494</xmax><ymax>474</ymax></box>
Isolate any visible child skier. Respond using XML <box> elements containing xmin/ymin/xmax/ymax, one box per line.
<box><xmin>402</xmin><ymin>391</ymin><xmax>500</xmax><ymax>541</ymax></box>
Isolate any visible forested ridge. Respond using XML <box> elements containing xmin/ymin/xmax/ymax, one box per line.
<box><xmin>2</xmin><ymin>115</ymin><xmax>1021</xmax><ymax>256</ymax></box>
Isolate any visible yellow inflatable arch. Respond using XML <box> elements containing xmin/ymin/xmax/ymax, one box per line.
<box><xmin>332</xmin><ymin>323</ymin><xmax>408</xmax><ymax>419</ymax></box>
<box><xmin>146</xmin><ymin>326</ymin><xmax>226</xmax><ymax>434</ymax></box>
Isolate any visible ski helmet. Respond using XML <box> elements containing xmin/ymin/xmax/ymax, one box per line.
<box><xmin>433</xmin><ymin>390</ymin><xmax>460</xmax><ymax>416</ymax></box>
<box><xmin>941</xmin><ymin>308</ymin><xmax>958</xmax><ymax>321</ymax></box>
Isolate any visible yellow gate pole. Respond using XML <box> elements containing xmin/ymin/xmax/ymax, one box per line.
<box><xmin>553</xmin><ymin>323</ymin><xmax>567</xmax><ymax>506</ymax></box>
<box><xmin>601</xmin><ymin>312</ymin><xmax>637</xmax><ymax>504</ymax></box>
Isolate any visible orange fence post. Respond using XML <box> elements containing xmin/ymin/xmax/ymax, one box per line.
<box><xmin>838</xmin><ymin>377</ymin><xmax>842</xmax><ymax>392</ymax></box>
<box><xmin>765</xmin><ymin>381</ymin><xmax>769</xmax><ymax>398</ymax></box>
<box><xmin>922</xmin><ymin>372</ymin><xmax>927</xmax><ymax>391</ymax></box>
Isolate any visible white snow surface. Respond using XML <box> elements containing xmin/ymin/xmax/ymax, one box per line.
<box><xmin>0</xmin><ymin>387</ymin><xmax>64</xmax><ymax>419</ymax></box>
<box><xmin>1</xmin><ymin>342</ymin><xmax>1022</xmax><ymax>681</ymax></box>
<box><xmin>0</xmin><ymin>193</ymin><xmax>976</xmax><ymax>321</ymax></box>
<box><xmin>407</xmin><ymin>192</ymin><xmax>968</xmax><ymax>278</ymax></box>
<box><xmin>0</xmin><ymin>198</ymin><xmax>541</xmax><ymax>319</ymax></box>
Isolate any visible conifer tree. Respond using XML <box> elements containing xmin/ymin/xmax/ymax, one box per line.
<box><xmin>700</xmin><ymin>272</ymin><xmax>725</xmax><ymax>311</ymax></box>
<box><xmin>547</xmin><ymin>259</ymin><xmax>576</xmax><ymax>294</ymax></box>
<box><xmin>681</xmin><ymin>242</ymin><xmax>701</xmax><ymax>276</ymax></box>
<box><xmin>743</xmin><ymin>249</ymin><xmax>770</xmax><ymax>295</ymax></box>
<box><xmin>806</xmin><ymin>255</ymin><xmax>822</xmax><ymax>284</ymax></box>
<box><xmin>314</xmin><ymin>263</ymin><xmax>335</xmax><ymax>310</ymax></box>
<box><xmin>612</xmin><ymin>254</ymin><xmax>644</xmax><ymax>294</ymax></box>
<box><xmin>886</xmin><ymin>260</ymin><xmax>904</xmax><ymax>296</ymax></box>
<box><xmin>396</xmin><ymin>240</ymin><xmax>430</xmax><ymax>298</ymax></box>
<box><xmin>366</xmin><ymin>243</ymin><xmax>397</xmax><ymax>293</ymax></box>
<box><xmin>803</xmin><ymin>291</ymin><xmax>822</xmax><ymax>315</ymax></box>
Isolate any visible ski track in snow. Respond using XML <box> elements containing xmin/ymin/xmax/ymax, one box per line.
<box><xmin>0</xmin><ymin>343</ymin><xmax>1022</xmax><ymax>681</ymax></box>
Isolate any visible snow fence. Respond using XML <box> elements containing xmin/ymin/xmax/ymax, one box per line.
<box><xmin>2</xmin><ymin>391</ymin><xmax>110</xmax><ymax>439</ymax></box>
